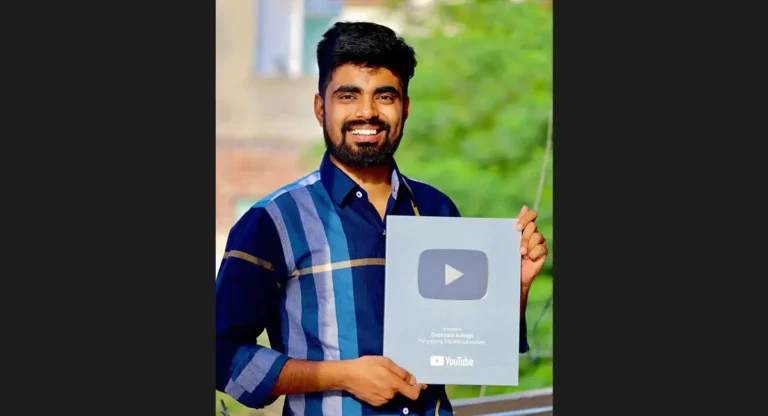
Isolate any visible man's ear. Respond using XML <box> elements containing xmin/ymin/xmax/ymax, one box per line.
<box><xmin>403</xmin><ymin>96</ymin><xmax>410</xmax><ymax>121</ymax></box>
<box><xmin>313</xmin><ymin>93</ymin><xmax>324</xmax><ymax>127</ymax></box>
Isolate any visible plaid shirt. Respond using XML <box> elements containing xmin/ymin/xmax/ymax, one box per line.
<box><xmin>215</xmin><ymin>152</ymin><xmax>529</xmax><ymax>415</ymax></box>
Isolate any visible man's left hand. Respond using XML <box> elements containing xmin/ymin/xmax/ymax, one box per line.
<box><xmin>515</xmin><ymin>206</ymin><xmax>548</xmax><ymax>289</ymax></box>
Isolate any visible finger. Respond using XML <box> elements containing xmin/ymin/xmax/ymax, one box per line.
<box><xmin>386</xmin><ymin>371</ymin><xmax>420</xmax><ymax>400</ymax></box>
<box><xmin>391</xmin><ymin>364</ymin><xmax>417</xmax><ymax>386</ymax></box>
<box><xmin>528</xmin><ymin>244</ymin><xmax>548</xmax><ymax>261</ymax></box>
<box><xmin>382</xmin><ymin>358</ymin><xmax>409</xmax><ymax>380</ymax></box>
<box><xmin>407</xmin><ymin>373</ymin><xmax>416</xmax><ymax>386</ymax></box>
<box><xmin>516</xmin><ymin>208</ymin><xmax>538</xmax><ymax>231</ymax></box>
<box><xmin>527</xmin><ymin>233</ymin><xmax>543</xmax><ymax>252</ymax></box>
<box><xmin>394</xmin><ymin>378</ymin><xmax>421</xmax><ymax>401</ymax></box>
<box><xmin>514</xmin><ymin>205</ymin><xmax>528</xmax><ymax>220</ymax></box>
<box><xmin>397</xmin><ymin>367</ymin><xmax>416</xmax><ymax>385</ymax></box>
<box><xmin>522</xmin><ymin>209</ymin><xmax>538</xmax><ymax>224</ymax></box>
<box><xmin>520</xmin><ymin>222</ymin><xmax>538</xmax><ymax>255</ymax></box>
<box><xmin>522</xmin><ymin>222</ymin><xmax>537</xmax><ymax>241</ymax></box>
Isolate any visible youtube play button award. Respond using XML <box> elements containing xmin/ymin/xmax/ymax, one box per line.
<box><xmin>382</xmin><ymin>215</ymin><xmax>522</xmax><ymax>386</ymax></box>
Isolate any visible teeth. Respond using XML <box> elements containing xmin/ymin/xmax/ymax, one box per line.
<box><xmin>351</xmin><ymin>129</ymin><xmax>378</xmax><ymax>135</ymax></box>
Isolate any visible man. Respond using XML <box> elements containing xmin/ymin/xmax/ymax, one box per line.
<box><xmin>215</xmin><ymin>22</ymin><xmax>548</xmax><ymax>416</ymax></box>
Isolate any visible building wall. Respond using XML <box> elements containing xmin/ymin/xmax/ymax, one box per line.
<box><xmin>216</xmin><ymin>0</ymin><xmax>411</xmax><ymax>141</ymax></box>
<box><xmin>216</xmin><ymin>0</ymin><xmax>257</xmax><ymax>140</ymax></box>
<box><xmin>215</xmin><ymin>0</ymin><xmax>416</xmax><ymax>269</ymax></box>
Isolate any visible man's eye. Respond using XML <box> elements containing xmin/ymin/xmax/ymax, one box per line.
<box><xmin>378</xmin><ymin>95</ymin><xmax>394</xmax><ymax>101</ymax></box>
<box><xmin>339</xmin><ymin>94</ymin><xmax>354</xmax><ymax>100</ymax></box>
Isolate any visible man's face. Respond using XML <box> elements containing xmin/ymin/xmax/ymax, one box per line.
<box><xmin>314</xmin><ymin>64</ymin><xmax>410</xmax><ymax>169</ymax></box>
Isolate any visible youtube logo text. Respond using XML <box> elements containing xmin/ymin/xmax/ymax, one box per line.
<box><xmin>429</xmin><ymin>355</ymin><xmax>475</xmax><ymax>367</ymax></box>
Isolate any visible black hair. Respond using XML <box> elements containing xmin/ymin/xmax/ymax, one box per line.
<box><xmin>316</xmin><ymin>21</ymin><xmax>417</xmax><ymax>98</ymax></box>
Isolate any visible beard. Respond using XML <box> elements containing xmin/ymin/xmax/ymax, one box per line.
<box><xmin>323</xmin><ymin>115</ymin><xmax>403</xmax><ymax>169</ymax></box>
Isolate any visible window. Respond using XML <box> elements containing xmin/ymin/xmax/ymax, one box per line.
<box><xmin>255</xmin><ymin>0</ymin><xmax>343</xmax><ymax>77</ymax></box>
<box><xmin>302</xmin><ymin>16</ymin><xmax>333</xmax><ymax>75</ymax></box>
<box><xmin>255</xmin><ymin>0</ymin><xmax>292</xmax><ymax>76</ymax></box>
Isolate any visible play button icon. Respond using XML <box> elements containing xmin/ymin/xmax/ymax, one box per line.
<box><xmin>445</xmin><ymin>264</ymin><xmax>464</xmax><ymax>285</ymax></box>
<box><xmin>417</xmin><ymin>249</ymin><xmax>489</xmax><ymax>301</ymax></box>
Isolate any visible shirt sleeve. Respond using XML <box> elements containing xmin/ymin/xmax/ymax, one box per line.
<box><xmin>443</xmin><ymin>197</ymin><xmax>530</xmax><ymax>354</ymax></box>
<box><xmin>216</xmin><ymin>206</ymin><xmax>289</xmax><ymax>409</ymax></box>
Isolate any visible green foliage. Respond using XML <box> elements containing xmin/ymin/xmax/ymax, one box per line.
<box><xmin>391</xmin><ymin>0</ymin><xmax>553</xmax><ymax>397</ymax></box>
<box><xmin>394</xmin><ymin>0</ymin><xmax>552</xmax><ymax>235</ymax></box>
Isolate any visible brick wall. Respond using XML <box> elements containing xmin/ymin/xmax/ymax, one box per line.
<box><xmin>216</xmin><ymin>139</ymin><xmax>318</xmax><ymax>266</ymax></box>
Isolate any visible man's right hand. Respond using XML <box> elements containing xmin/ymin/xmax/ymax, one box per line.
<box><xmin>339</xmin><ymin>356</ymin><xmax>426</xmax><ymax>407</ymax></box>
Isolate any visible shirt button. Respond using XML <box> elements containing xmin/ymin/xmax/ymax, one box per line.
<box><xmin>356</xmin><ymin>191</ymin><xmax>363</xmax><ymax>198</ymax></box>
<box><xmin>402</xmin><ymin>408</ymin><xmax>409</xmax><ymax>415</ymax></box>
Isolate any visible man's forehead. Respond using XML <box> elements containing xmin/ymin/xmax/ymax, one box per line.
<box><xmin>328</xmin><ymin>64</ymin><xmax>401</xmax><ymax>90</ymax></box>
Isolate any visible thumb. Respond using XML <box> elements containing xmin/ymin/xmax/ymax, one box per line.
<box><xmin>515</xmin><ymin>205</ymin><xmax>529</xmax><ymax>219</ymax></box>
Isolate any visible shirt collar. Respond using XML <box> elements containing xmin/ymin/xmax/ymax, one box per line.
<box><xmin>319</xmin><ymin>151</ymin><xmax>414</xmax><ymax>207</ymax></box>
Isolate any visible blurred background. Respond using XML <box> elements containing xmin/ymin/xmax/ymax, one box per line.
<box><xmin>216</xmin><ymin>0</ymin><xmax>552</xmax><ymax>414</ymax></box>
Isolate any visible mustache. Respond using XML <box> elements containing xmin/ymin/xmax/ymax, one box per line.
<box><xmin>342</xmin><ymin>118</ymin><xmax>390</xmax><ymax>133</ymax></box>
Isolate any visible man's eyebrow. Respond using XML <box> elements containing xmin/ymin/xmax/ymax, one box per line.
<box><xmin>375</xmin><ymin>85</ymin><xmax>401</xmax><ymax>97</ymax></box>
<box><xmin>333</xmin><ymin>85</ymin><xmax>362</xmax><ymax>95</ymax></box>
<box><xmin>332</xmin><ymin>85</ymin><xmax>402</xmax><ymax>97</ymax></box>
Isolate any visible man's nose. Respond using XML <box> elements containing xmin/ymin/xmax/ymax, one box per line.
<box><xmin>355</xmin><ymin>98</ymin><xmax>378</xmax><ymax>119</ymax></box>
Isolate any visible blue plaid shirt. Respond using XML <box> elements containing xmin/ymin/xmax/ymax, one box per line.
<box><xmin>215</xmin><ymin>152</ymin><xmax>529</xmax><ymax>415</ymax></box>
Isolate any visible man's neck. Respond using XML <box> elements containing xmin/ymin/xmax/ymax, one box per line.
<box><xmin>329</xmin><ymin>155</ymin><xmax>392</xmax><ymax>199</ymax></box>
